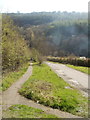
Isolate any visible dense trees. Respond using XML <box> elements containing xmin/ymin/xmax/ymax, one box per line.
<box><xmin>8</xmin><ymin>12</ymin><xmax>87</xmax><ymax>27</ymax></box>
<box><xmin>2</xmin><ymin>15</ymin><xmax>30</xmax><ymax>72</ymax></box>
<box><xmin>5</xmin><ymin>11</ymin><xmax>88</xmax><ymax>57</ymax></box>
<box><xmin>20</xmin><ymin>20</ymin><xmax>88</xmax><ymax>57</ymax></box>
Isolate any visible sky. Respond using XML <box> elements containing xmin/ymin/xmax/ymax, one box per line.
<box><xmin>0</xmin><ymin>0</ymin><xmax>89</xmax><ymax>13</ymax></box>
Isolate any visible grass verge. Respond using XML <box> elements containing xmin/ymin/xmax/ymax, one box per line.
<box><xmin>3</xmin><ymin>104</ymin><xmax>58</xmax><ymax>118</ymax></box>
<box><xmin>66</xmin><ymin>64</ymin><xmax>89</xmax><ymax>75</ymax></box>
<box><xmin>2</xmin><ymin>63</ymin><xmax>29</xmax><ymax>91</ymax></box>
<box><xmin>19</xmin><ymin>64</ymin><xmax>88</xmax><ymax>117</ymax></box>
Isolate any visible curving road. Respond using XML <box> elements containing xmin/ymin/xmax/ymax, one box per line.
<box><xmin>46</xmin><ymin>62</ymin><xmax>89</xmax><ymax>97</ymax></box>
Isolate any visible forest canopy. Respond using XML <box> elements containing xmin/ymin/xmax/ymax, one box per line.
<box><xmin>3</xmin><ymin>12</ymin><xmax>89</xmax><ymax>58</ymax></box>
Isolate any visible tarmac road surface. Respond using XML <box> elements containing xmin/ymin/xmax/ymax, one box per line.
<box><xmin>46</xmin><ymin>62</ymin><xmax>89</xmax><ymax>97</ymax></box>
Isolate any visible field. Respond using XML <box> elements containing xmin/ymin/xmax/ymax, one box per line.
<box><xmin>2</xmin><ymin>63</ymin><xmax>29</xmax><ymax>91</ymax></box>
<box><xmin>19</xmin><ymin>64</ymin><xmax>88</xmax><ymax>117</ymax></box>
<box><xmin>3</xmin><ymin>104</ymin><xmax>57</xmax><ymax>118</ymax></box>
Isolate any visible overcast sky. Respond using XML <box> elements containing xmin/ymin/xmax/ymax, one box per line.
<box><xmin>0</xmin><ymin>0</ymin><xmax>89</xmax><ymax>13</ymax></box>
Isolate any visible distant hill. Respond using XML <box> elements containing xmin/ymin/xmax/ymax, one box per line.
<box><xmin>7</xmin><ymin>12</ymin><xmax>88</xmax><ymax>26</ymax></box>
<box><xmin>5</xmin><ymin>12</ymin><xmax>88</xmax><ymax>57</ymax></box>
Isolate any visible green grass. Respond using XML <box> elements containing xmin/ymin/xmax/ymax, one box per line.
<box><xmin>2</xmin><ymin>63</ymin><xmax>29</xmax><ymax>91</ymax></box>
<box><xmin>19</xmin><ymin>64</ymin><xmax>88</xmax><ymax>117</ymax></box>
<box><xmin>66</xmin><ymin>64</ymin><xmax>89</xmax><ymax>75</ymax></box>
<box><xmin>3</xmin><ymin>104</ymin><xmax>58</xmax><ymax>118</ymax></box>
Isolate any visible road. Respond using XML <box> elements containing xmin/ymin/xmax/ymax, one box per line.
<box><xmin>46</xmin><ymin>62</ymin><xmax>89</xmax><ymax>97</ymax></box>
<box><xmin>2</xmin><ymin>64</ymin><xmax>80</xmax><ymax>118</ymax></box>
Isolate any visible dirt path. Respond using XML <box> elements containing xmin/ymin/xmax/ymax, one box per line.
<box><xmin>2</xmin><ymin>64</ymin><xmax>81</xmax><ymax>118</ymax></box>
<box><xmin>46</xmin><ymin>62</ymin><xmax>89</xmax><ymax>97</ymax></box>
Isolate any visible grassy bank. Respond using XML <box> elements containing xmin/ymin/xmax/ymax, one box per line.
<box><xmin>3</xmin><ymin>104</ymin><xmax>57</xmax><ymax>118</ymax></box>
<box><xmin>19</xmin><ymin>64</ymin><xmax>88</xmax><ymax>117</ymax></box>
<box><xmin>67</xmin><ymin>64</ymin><xmax>89</xmax><ymax>75</ymax></box>
<box><xmin>2</xmin><ymin>63</ymin><xmax>29</xmax><ymax>91</ymax></box>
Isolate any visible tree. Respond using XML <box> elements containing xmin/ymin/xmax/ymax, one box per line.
<box><xmin>2</xmin><ymin>15</ymin><xmax>30</xmax><ymax>72</ymax></box>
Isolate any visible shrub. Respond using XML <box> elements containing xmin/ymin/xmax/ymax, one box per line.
<box><xmin>47</xmin><ymin>57</ymin><xmax>90</xmax><ymax>67</ymax></box>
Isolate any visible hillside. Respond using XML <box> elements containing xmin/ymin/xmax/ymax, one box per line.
<box><xmin>6</xmin><ymin>12</ymin><xmax>88</xmax><ymax>57</ymax></box>
<box><xmin>2</xmin><ymin>15</ymin><xmax>30</xmax><ymax>73</ymax></box>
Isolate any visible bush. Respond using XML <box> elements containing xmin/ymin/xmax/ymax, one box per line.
<box><xmin>47</xmin><ymin>57</ymin><xmax>90</xmax><ymax>67</ymax></box>
<box><xmin>30</xmin><ymin>48</ymin><xmax>44</xmax><ymax>65</ymax></box>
